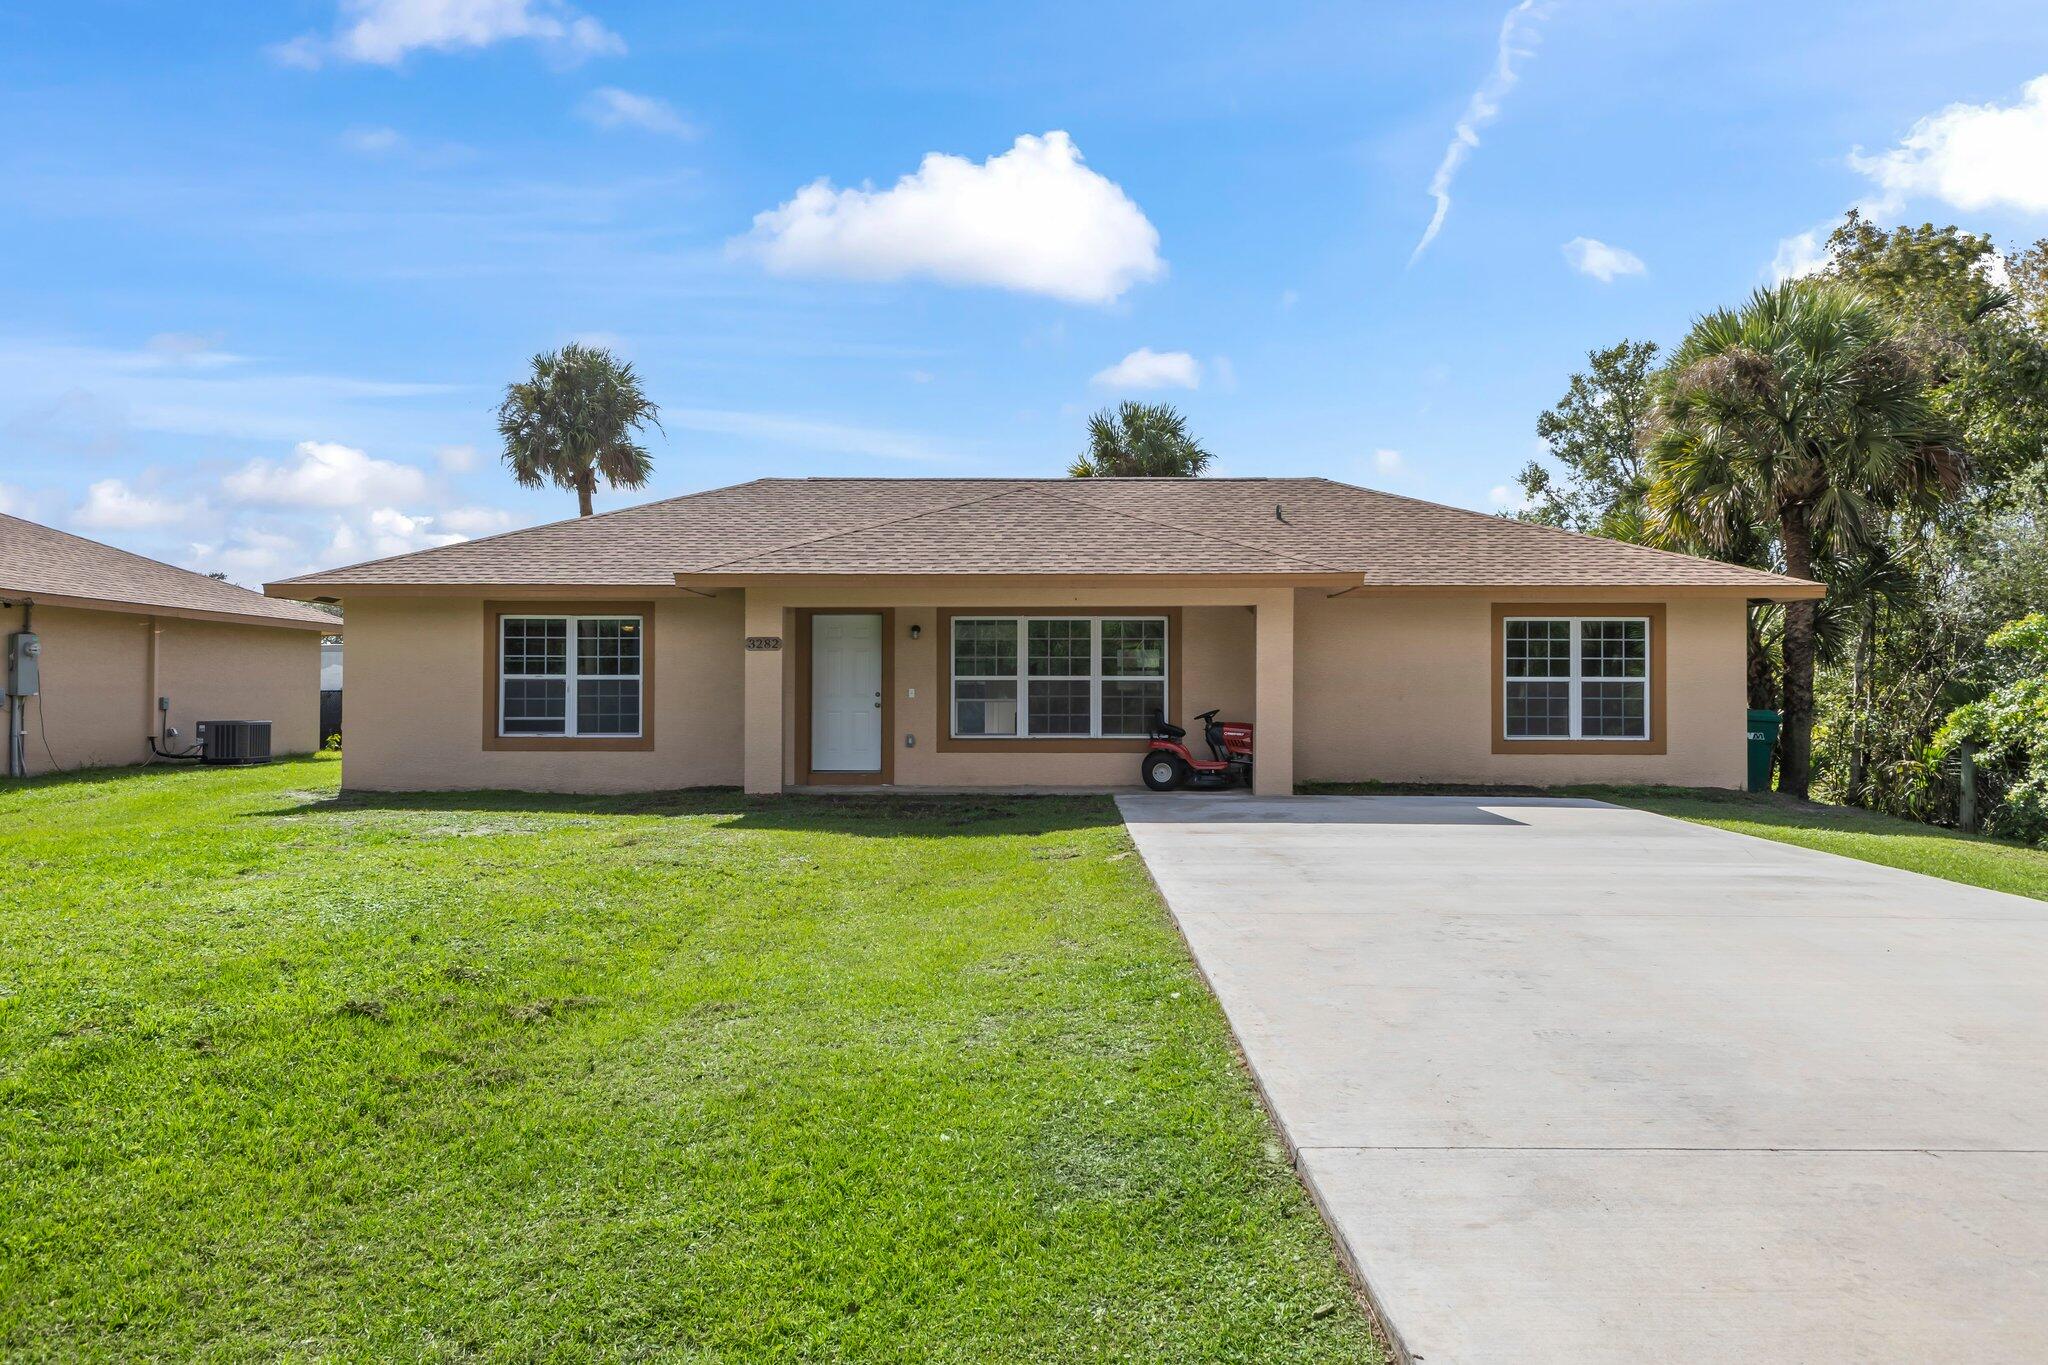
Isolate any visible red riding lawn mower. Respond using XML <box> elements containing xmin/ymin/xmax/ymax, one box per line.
<box><xmin>1141</xmin><ymin>708</ymin><xmax>1254</xmax><ymax>791</ymax></box>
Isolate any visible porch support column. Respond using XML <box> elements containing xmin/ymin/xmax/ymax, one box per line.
<box><xmin>742</xmin><ymin>588</ymin><xmax>787</xmax><ymax>795</ymax></box>
<box><xmin>1252</xmin><ymin>588</ymin><xmax>1296</xmax><ymax>797</ymax></box>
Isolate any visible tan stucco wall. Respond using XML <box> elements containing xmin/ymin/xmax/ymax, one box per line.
<box><xmin>339</xmin><ymin>594</ymin><xmax>745</xmax><ymax>793</ymax></box>
<box><xmin>1</xmin><ymin>603</ymin><xmax>320</xmax><ymax>777</ymax></box>
<box><xmin>1294</xmin><ymin>591</ymin><xmax>1749</xmax><ymax>788</ymax></box>
<box><xmin>333</xmin><ymin>582</ymin><xmax>1749</xmax><ymax>794</ymax></box>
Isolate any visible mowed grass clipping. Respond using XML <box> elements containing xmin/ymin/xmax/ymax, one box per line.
<box><xmin>0</xmin><ymin>756</ymin><xmax>1379</xmax><ymax>1363</ymax></box>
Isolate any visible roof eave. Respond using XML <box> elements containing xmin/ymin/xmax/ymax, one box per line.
<box><xmin>1342</xmin><ymin>580</ymin><xmax>1826</xmax><ymax>602</ymax></box>
<box><xmin>3</xmin><ymin>587</ymin><xmax>337</xmax><ymax>631</ymax></box>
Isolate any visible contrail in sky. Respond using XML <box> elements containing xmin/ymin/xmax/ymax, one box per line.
<box><xmin>1411</xmin><ymin>1</ymin><xmax>1553</xmax><ymax>263</ymax></box>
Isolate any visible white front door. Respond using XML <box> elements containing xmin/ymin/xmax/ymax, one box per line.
<box><xmin>811</xmin><ymin>613</ymin><xmax>883</xmax><ymax>772</ymax></box>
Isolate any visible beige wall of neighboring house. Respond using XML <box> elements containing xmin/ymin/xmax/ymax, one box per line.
<box><xmin>331</xmin><ymin>583</ymin><xmax>1746</xmax><ymax>794</ymax></box>
<box><xmin>1</xmin><ymin>603</ymin><xmax>322</xmax><ymax>776</ymax></box>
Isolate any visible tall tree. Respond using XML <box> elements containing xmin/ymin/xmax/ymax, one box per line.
<box><xmin>1068</xmin><ymin>402</ymin><xmax>1212</xmax><ymax>477</ymax></box>
<box><xmin>1514</xmin><ymin>339</ymin><xmax>1660</xmax><ymax>537</ymax></box>
<box><xmin>1823</xmin><ymin>213</ymin><xmax>2048</xmax><ymax>501</ymax></box>
<box><xmin>498</xmin><ymin>344</ymin><xmax>661</xmax><ymax>516</ymax></box>
<box><xmin>1647</xmin><ymin>281</ymin><xmax>1951</xmax><ymax>798</ymax></box>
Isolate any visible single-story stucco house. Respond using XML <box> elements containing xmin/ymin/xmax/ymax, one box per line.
<box><xmin>265</xmin><ymin>477</ymin><xmax>1820</xmax><ymax>796</ymax></box>
<box><xmin>2</xmin><ymin>514</ymin><xmax>335</xmax><ymax>777</ymax></box>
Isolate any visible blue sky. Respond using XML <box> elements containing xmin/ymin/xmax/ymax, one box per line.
<box><xmin>5</xmin><ymin>0</ymin><xmax>2048</xmax><ymax>585</ymax></box>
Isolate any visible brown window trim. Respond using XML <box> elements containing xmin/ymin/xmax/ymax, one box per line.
<box><xmin>1491</xmin><ymin>602</ymin><xmax>1666</xmax><ymax>756</ymax></box>
<box><xmin>793</xmin><ymin>609</ymin><xmax>897</xmax><ymax>785</ymax></box>
<box><xmin>935</xmin><ymin>607</ymin><xmax>1182</xmax><ymax>755</ymax></box>
<box><xmin>481</xmin><ymin>600</ymin><xmax>657</xmax><ymax>753</ymax></box>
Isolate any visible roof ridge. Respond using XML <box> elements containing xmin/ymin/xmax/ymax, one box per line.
<box><xmin>1315</xmin><ymin>478</ymin><xmax>1815</xmax><ymax>584</ymax></box>
<box><xmin>679</xmin><ymin>482</ymin><xmax>1037</xmax><ymax>572</ymax></box>
<box><xmin>273</xmin><ymin>478</ymin><xmax>778</xmax><ymax>586</ymax></box>
<box><xmin>1035</xmin><ymin>484</ymin><xmax>1348</xmax><ymax>573</ymax></box>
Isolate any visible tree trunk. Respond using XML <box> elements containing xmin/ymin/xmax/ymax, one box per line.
<box><xmin>1847</xmin><ymin>599</ymin><xmax>1875</xmax><ymax>804</ymax></box>
<box><xmin>1745</xmin><ymin>606</ymin><xmax>1779</xmax><ymax>711</ymax></box>
<box><xmin>577</xmin><ymin>476</ymin><xmax>595</xmax><ymax>517</ymax></box>
<box><xmin>1778</xmin><ymin>509</ymin><xmax>1818</xmax><ymax>799</ymax></box>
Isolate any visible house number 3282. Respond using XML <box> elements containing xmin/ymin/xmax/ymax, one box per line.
<box><xmin>744</xmin><ymin>636</ymin><xmax>783</xmax><ymax>652</ymax></box>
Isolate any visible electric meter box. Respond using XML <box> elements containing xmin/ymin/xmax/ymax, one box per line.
<box><xmin>6</xmin><ymin>632</ymin><xmax>38</xmax><ymax>697</ymax></box>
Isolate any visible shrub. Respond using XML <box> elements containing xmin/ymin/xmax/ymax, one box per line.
<box><xmin>1937</xmin><ymin>614</ymin><xmax>2048</xmax><ymax>843</ymax></box>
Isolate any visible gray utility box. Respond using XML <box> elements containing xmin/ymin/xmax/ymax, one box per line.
<box><xmin>198</xmin><ymin>720</ymin><xmax>272</xmax><ymax>765</ymax></box>
<box><xmin>6</xmin><ymin>632</ymin><xmax>38</xmax><ymax>696</ymax></box>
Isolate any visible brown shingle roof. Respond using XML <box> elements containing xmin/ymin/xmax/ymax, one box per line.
<box><xmin>1</xmin><ymin>514</ymin><xmax>337</xmax><ymax>628</ymax></box>
<box><xmin>267</xmin><ymin>478</ymin><xmax>1818</xmax><ymax>596</ymax></box>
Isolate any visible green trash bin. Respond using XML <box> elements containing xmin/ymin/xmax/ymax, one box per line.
<box><xmin>1746</xmin><ymin>709</ymin><xmax>1781</xmax><ymax>793</ymax></box>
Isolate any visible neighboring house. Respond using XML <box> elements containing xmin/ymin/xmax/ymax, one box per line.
<box><xmin>1</xmin><ymin>514</ymin><xmax>335</xmax><ymax>777</ymax></box>
<box><xmin>266</xmin><ymin>477</ymin><xmax>1819</xmax><ymax>796</ymax></box>
<box><xmin>318</xmin><ymin>637</ymin><xmax>344</xmax><ymax>749</ymax></box>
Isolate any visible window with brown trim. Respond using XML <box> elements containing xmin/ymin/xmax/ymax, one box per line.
<box><xmin>1490</xmin><ymin>602</ymin><xmax>1666</xmax><ymax>756</ymax></box>
<box><xmin>481</xmin><ymin>597</ymin><xmax>655</xmax><ymax>753</ymax></box>
<box><xmin>950</xmin><ymin>615</ymin><xmax>1167</xmax><ymax>740</ymax></box>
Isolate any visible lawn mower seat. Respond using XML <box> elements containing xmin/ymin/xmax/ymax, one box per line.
<box><xmin>1149</xmin><ymin>710</ymin><xmax>1186</xmax><ymax>740</ymax></box>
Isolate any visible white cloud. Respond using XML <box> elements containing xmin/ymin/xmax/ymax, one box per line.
<box><xmin>907</xmin><ymin>369</ymin><xmax>935</xmax><ymax>384</ymax></box>
<box><xmin>186</xmin><ymin>526</ymin><xmax>309</xmax><ymax>585</ymax></box>
<box><xmin>276</xmin><ymin>0</ymin><xmax>624</xmax><ymax>68</ymax></box>
<box><xmin>1091</xmin><ymin>348</ymin><xmax>1202</xmax><ymax>391</ymax></box>
<box><xmin>437</xmin><ymin>505</ymin><xmax>518</xmax><ymax>536</ymax></box>
<box><xmin>579</xmin><ymin>87</ymin><xmax>697</xmax><ymax>138</ymax></box>
<box><xmin>73</xmin><ymin>479</ymin><xmax>199</xmax><ymax>530</ymax></box>
<box><xmin>1489</xmin><ymin>482</ymin><xmax>1533</xmax><ymax>513</ymax></box>
<box><xmin>340</xmin><ymin>125</ymin><xmax>408</xmax><ymax>156</ymax></box>
<box><xmin>1279</xmin><ymin>288</ymin><xmax>1299</xmax><ymax>311</ymax></box>
<box><xmin>735</xmin><ymin>131</ymin><xmax>1164</xmax><ymax>305</ymax></box>
<box><xmin>141</xmin><ymin>332</ymin><xmax>238</xmax><ymax>368</ymax></box>
<box><xmin>224</xmin><ymin>440</ymin><xmax>432</xmax><ymax>509</ymax></box>
<box><xmin>1373</xmin><ymin>448</ymin><xmax>1405</xmax><ymax>476</ymax></box>
<box><xmin>1562</xmin><ymin>236</ymin><xmax>1646</xmax><ymax>282</ymax></box>
<box><xmin>185</xmin><ymin>502</ymin><xmax>521</xmax><ymax>585</ymax></box>
<box><xmin>1849</xmin><ymin>74</ymin><xmax>2048</xmax><ymax>216</ymax></box>
<box><xmin>435</xmin><ymin>442</ymin><xmax>480</xmax><ymax>472</ymax></box>
<box><xmin>1412</xmin><ymin>1</ymin><xmax>1551</xmax><ymax>262</ymax></box>
<box><xmin>0</xmin><ymin>483</ymin><xmax>23</xmax><ymax>516</ymax></box>
<box><xmin>1770</xmin><ymin>229</ymin><xmax>1829</xmax><ymax>283</ymax></box>
<box><xmin>326</xmin><ymin>507</ymin><xmax>466</xmax><ymax>562</ymax></box>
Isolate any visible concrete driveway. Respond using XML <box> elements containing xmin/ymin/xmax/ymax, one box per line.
<box><xmin>1118</xmin><ymin>794</ymin><xmax>2048</xmax><ymax>1364</ymax></box>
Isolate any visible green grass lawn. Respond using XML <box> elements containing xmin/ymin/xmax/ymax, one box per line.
<box><xmin>1575</xmin><ymin>785</ymin><xmax>2048</xmax><ymax>903</ymax></box>
<box><xmin>1304</xmin><ymin>779</ymin><xmax>2048</xmax><ymax>903</ymax></box>
<box><xmin>0</xmin><ymin>756</ymin><xmax>1380</xmax><ymax>1363</ymax></box>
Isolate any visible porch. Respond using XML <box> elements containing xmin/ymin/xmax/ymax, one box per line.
<box><xmin>727</xmin><ymin>581</ymin><xmax>1305</xmax><ymax>796</ymax></box>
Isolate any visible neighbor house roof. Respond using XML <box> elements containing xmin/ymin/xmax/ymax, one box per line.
<box><xmin>1</xmin><ymin>514</ymin><xmax>338</xmax><ymax>629</ymax></box>
<box><xmin>266</xmin><ymin>478</ymin><xmax>1821</xmax><ymax>598</ymax></box>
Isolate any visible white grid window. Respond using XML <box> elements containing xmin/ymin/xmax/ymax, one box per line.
<box><xmin>1503</xmin><ymin>616</ymin><xmax>1648</xmax><ymax>741</ymax></box>
<box><xmin>500</xmin><ymin>615</ymin><xmax>643</xmax><ymax>738</ymax></box>
<box><xmin>952</xmin><ymin>616</ymin><xmax>1167</xmax><ymax>739</ymax></box>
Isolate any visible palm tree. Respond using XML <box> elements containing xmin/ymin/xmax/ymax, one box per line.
<box><xmin>1646</xmin><ymin>281</ymin><xmax>1953</xmax><ymax>797</ymax></box>
<box><xmin>498</xmin><ymin>344</ymin><xmax>662</xmax><ymax>516</ymax></box>
<box><xmin>1068</xmin><ymin>401</ymin><xmax>1212</xmax><ymax>477</ymax></box>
